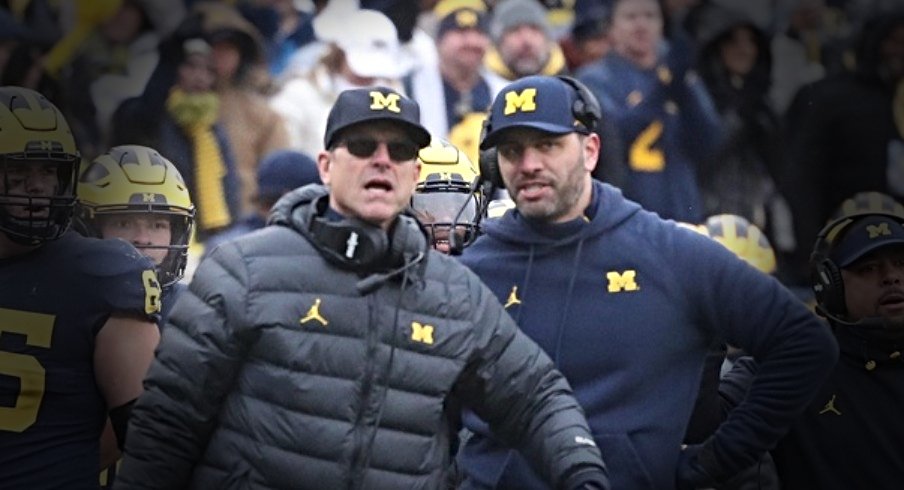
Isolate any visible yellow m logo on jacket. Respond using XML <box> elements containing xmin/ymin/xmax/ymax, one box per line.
<box><xmin>606</xmin><ymin>270</ymin><xmax>639</xmax><ymax>293</ymax></box>
<box><xmin>411</xmin><ymin>321</ymin><xmax>434</xmax><ymax>344</ymax></box>
<box><xmin>370</xmin><ymin>92</ymin><xmax>401</xmax><ymax>113</ymax></box>
<box><xmin>504</xmin><ymin>89</ymin><xmax>537</xmax><ymax>115</ymax></box>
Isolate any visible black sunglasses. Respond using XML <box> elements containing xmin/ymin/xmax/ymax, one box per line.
<box><xmin>336</xmin><ymin>137</ymin><xmax>419</xmax><ymax>162</ymax></box>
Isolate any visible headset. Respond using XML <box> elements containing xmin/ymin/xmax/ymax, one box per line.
<box><xmin>478</xmin><ymin>75</ymin><xmax>602</xmax><ymax>190</ymax></box>
<box><xmin>301</xmin><ymin>192</ymin><xmax>427</xmax><ymax>294</ymax></box>
<box><xmin>810</xmin><ymin>211</ymin><xmax>904</xmax><ymax>325</ymax></box>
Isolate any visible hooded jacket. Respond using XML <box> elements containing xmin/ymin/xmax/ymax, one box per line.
<box><xmin>115</xmin><ymin>185</ymin><xmax>607</xmax><ymax>490</ymax></box>
<box><xmin>771</xmin><ymin>324</ymin><xmax>904</xmax><ymax>489</ymax></box>
<box><xmin>457</xmin><ymin>181</ymin><xmax>838</xmax><ymax>490</ymax></box>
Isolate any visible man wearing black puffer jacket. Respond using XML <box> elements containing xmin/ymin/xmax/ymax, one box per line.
<box><xmin>115</xmin><ymin>86</ymin><xmax>609</xmax><ymax>490</ymax></box>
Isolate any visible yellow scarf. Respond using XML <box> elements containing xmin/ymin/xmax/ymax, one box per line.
<box><xmin>484</xmin><ymin>44</ymin><xmax>568</xmax><ymax>81</ymax></box>
<box><xmin>166</xmin><ymin>88</ymin><xmax>232</xmax><ymax>231</ymax></box>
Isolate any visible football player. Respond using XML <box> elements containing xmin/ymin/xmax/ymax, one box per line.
<box><xmin>411</xmin><ymin>138</ymin><xmax>486</xmax><ymax>254</ymax></box>
<box><xmin>75</xmin><ymin>145</ymin><xmax>196</xmax><ymax>327</ymax></box>
<box><xmin>0</xmin><ymin>86</ymin><xmax>161</xmax><ymax>488</ymax></box>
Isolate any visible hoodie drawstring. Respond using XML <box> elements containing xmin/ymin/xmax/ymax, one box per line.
<box><xmin>514</xmin><ymin>245</ymin><xmax>537</xmax><ymax>326</ymax></box>
<box><xmin>553</xmin><ymin>238</ymin><xmax>585</xmax><ymax>364</ymax></box>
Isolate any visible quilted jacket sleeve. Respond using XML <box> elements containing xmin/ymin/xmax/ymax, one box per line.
<box><xmin>116</xmin><ymin>242</ymin><xmax>255</xmax><ymax>489</ymax></box>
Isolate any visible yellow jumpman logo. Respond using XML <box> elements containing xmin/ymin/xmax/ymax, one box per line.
<box><xmin>504</xmin><ymin>286</ymin><xmax>521</xmax><ymax>309</ymax></box>
<box><xmin>819</xmin><ymin>394</ymin><xmax>842</xmax><ymax>416</ymax></box>
<box><xmin>300</xmin><ymin>298</ymin><xmax>328</xmax><ymax>326</ymax></box>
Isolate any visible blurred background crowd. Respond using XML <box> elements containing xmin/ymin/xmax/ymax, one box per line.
<box><xmin>3</xmin><ymin>0</ymin><xmax>903</xmax><ymax>292</ymax></box>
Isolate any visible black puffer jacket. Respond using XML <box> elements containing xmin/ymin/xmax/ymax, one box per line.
<box><xmin>117</xmin><ymin>185</ymin><xmax>606</xmax><ymax>490</ymax></box>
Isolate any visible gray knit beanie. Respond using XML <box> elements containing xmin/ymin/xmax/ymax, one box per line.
<box><xmin>490</xmin><ymin>0</ymin><xmax>551</xmax><ymax>43</ymax></box>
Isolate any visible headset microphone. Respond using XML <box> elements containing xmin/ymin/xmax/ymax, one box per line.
<box><xmin>814</xmin><ymin>304</ymin><xmax>888</xmax><ymax>330</ymax></box>
<box><xmin>447</xmin><ymin>176</ymin><xmax>486</xmax><ymax>256</ymax></box>
<box><xmin>356</xmin><ymin>252</ymin><xmax>426</xmax><ymax>295</ymax></box>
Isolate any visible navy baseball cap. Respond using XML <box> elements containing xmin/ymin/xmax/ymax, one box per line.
<box><xmin>831</xmin><ymin>215</ymin><xmax>904</xmax><ymax>267</ymax></box>
<box><xmin>481</xmin><ymin>75</ymin><xmax>592</xmax><ymax>149</ymax></box>
<box><xmin>323</xmin><ymin>86</ymin><xmax>431</xmax><ymax>150</ymax></box>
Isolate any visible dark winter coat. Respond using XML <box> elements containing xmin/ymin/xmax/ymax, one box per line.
<box><xmin>115</xmin><ymin>185</ymin><xmax>607</xmax><ymax>490</ymax></box>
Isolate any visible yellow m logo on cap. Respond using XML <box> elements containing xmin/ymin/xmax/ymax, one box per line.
<box><xmin>606</xmin><ymin>270</ymin><xmax>639</xmax><ymax>293</ymax></box>
<box><xmin>504</xmin><ymin>88</ymin><xmax>537</xmax><ymax>115</ymax></box>
<box><xmin>411</xmin><ymin>321</ymin><xmax>434</xmax><ymax>344</ymax></box>
<box><xmin>370</xmin><ymin>91</ymin><xmax>401</xmax><ymax>113</ymax></box>
<box><xmin>867</xmin><ymin>223</ymin><xmax>891</xmax><ymax>238</ymax></box>
<box><xmin>455</xmin><ymin>9</ymin><xmax>478</xmax><ymax>27</ymax></box>
<box><xmin>142</xmin><ymin>193</ymin><xmax>156</xmax><ymax>203</ymax></box>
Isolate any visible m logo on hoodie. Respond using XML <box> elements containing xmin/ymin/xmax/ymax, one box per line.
<box><xmin>606</xmin><ymin>270</ymin><xmax>639</xmax><ymax>293</ymax></box>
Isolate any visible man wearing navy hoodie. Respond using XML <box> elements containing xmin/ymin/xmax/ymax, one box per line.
<box><xmin>455</xmin><ymin>75</ymin><xmax>839</xmax><ymax>490</ymax></box>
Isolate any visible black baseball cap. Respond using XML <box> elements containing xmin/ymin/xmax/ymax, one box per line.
<box><xmin>830</xmin><ymin>215</ymin><xmax>904</xmax><ymax>267</ymax></box>
<box><xmin>323</xmin><ymin>87</ymin><xmax>431</xmax><ymax>150</ymax></box>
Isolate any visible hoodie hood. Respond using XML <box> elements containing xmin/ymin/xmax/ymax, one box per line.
<box><xmin>694</xmin><ymin>3</ymin><xmax>772</xmax><ymax>97</ymax></box>
<box><xmin>268</xmin><ymin>183</ymin><xmax>329</xmax><ymax>230</ymax></box>
<box><xmin>480</xmin><ymin>181</ymin><xmax>641</xmax><ymax>247</ymax></box>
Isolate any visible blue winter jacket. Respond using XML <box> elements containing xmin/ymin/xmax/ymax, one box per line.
<box><xmin>457</xmin><ymin>181</ymin><xmax>838</xmax><ymax>490</ymax></box>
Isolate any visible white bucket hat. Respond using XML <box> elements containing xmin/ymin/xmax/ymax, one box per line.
<box><xmin>314</xmin><ymin>8</ymin><xmax>414</xmax><ymax>79</ymax></box>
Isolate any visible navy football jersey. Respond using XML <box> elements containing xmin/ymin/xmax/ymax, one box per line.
<box><xmin>0</xmin><ymin>231</ymin><xmax>159</xmax><ymax>489</ymax></box>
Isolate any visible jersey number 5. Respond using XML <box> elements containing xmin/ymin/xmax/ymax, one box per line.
<box><xmin>0</xmin><ymin>308</ymin><xmax>55</xmax><ymax>432</ymax></box>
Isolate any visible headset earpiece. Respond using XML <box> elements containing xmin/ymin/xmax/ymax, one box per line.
<box><xmin>478</xmin><ymin>148</ymin><xmax>503</xmax><ymax>189</ymax></box>
<box><xmin>304</xmin><ymin>194</ymin><xmax>426</xmax><ymax>272</ymax></box>
<box><xmin>810</xmin><ymin>217</ymin><xmax>850</xmax><ymax>318</ymax></box>
<box><xmin>555</xmin><ymin>75</ymin><xmax>601</xmax><ymax>133</ymax></box>
<box><xmin>811</xmin><ymin>258</ymin><xmax>846</xmax><ymax>317</ymax></box>
<box><xmin>477</xmin><ymin>115</ymin><xmax>503</xmax><ymax>190</ymax></box>
<box><xmin>309</xmin><ymin>215</ymin><xmax>389</xmax><ymax>270</ymax></box>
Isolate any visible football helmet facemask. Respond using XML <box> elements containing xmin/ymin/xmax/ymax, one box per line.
<box><xmin>0</xmin><ymin>86</ymin><xmax>80</xmax><ymax>245</ymax></box>
<box><xmin>412</xmin><ymin>138</ymin><xmax>484</xmax><ymax>252</ymax></box>
<box><xmin>75</xmin><ymin>145</ymin><xmax>195</xmax><ymax>287</ymax></box>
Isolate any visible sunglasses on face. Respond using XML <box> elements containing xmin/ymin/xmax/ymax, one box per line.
<box><xmin>336</xmin><ymin>137</ymin><xmax>419</xmax><ymax>162</ymax></box>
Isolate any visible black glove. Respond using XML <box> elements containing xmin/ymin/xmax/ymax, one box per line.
<box><xmin>561</xmin><ymin>466</ymin><xmax>610</xmax><ymax>490</ymax></box>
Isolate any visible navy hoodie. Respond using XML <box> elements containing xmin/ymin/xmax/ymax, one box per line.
<box><xmin>457</xmin><ymin>181</ymin><xmax>838</xmax><ymax>490</ymax></box>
